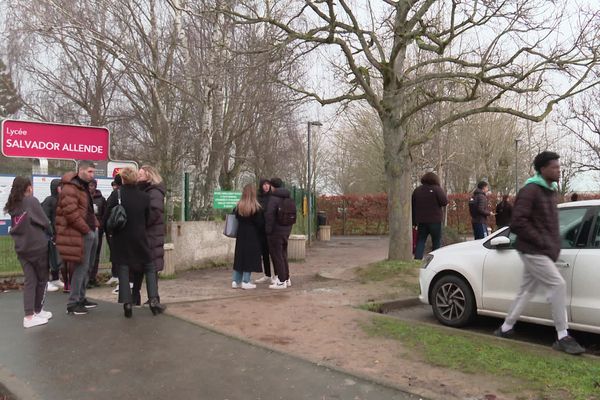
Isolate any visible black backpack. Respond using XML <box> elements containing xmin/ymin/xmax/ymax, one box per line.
<box><xmin>277</xmin><ymin>198</ymin><xmax>297</xmax><ymax>226</ymax></box>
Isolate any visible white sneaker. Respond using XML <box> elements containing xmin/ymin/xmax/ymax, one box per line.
<box><xmin>269</xmin><ymin>279</ymin><xmax>287</xmax><ymax>290</ymax></box>
<box><xmin>285</xmin><ymin>279</ymin><xmax>291</xmax><ymax>287</ymax></box>
<box><xmin>232</xmin><ymin>281</ymin><xmax>239</xmax><ymax>289</ymax></box>
<box><xmin>271</xmin><ymin>276</ymin><xmax>278</xmax><ymax>285</ymax></box>
<box><xmin>106</xmin><ymin>277</ymin><xmax>119</xmax><ymax>286</ymax></box>
<box><xmin>112</xmin><ymin>282</ymin><xmax>133</xmax><ymax>294</ymax></box>
<box><xmin>241</xmin><ymin>282</ymin><xmax>256</xmax><ymax>290</ymax></box>
<box><xmin>36</xmin><ymin>310</ymin><xmax>53</xmax><ymax>320</ymax></box>
<box><xmin>23</xmin><ymin>314</ymin><xmax>48</xmax><ymax>328</ymax></box>
<box><xmin>46</xmin><ymin>281</ymin><xmax>59</xmax><ymax>292</ymax></box>
<box><xmin>50</xmin><ymin>279</ymin><xmax>64</xmax><ymax>288</ymax></box>
<box><xmin>254</xmin><ymin>276</ymin><xmax>271</xmax><ymax>284</ymax></box>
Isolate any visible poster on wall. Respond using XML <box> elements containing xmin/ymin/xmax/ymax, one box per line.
<box><xmin>0</xmin><ymin>175</ymin><xmax>16</xmax><ymax>235</ymax></box>
<box><xmin>33</xmin><ymin>175</ymin><xmax>114</xmax><ymax>202</ymax></box>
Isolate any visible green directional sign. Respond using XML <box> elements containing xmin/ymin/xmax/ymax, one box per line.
<box><xmin>213</xmin><ymin>190</ymin><xmax>241</xmax><ymax>209</ymax></box>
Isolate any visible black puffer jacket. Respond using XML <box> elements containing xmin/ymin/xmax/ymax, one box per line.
<box><xmin>41</xmin><ymin>178</ymin><xmax>61</xmax><ymax>229</ymax></box>
<box><xmin>511</xmin><ymin>183</ymin><xmax>560</xmax><ymax>261</ymax></box>
<box><xmin>138</xmin><ymin>181</ymin><xmax>166</xmax><ymax>271</ymax></box>
<box><xmin>470</xmin><ymin>188</ymin><xmax>491</xmax><ymax>224</ymax></box>
<box><xmin>265</xmin><ymin>188</ymin><xmax>293</xmax><ymax>237</ymax></box>
<box><xmin>257</xmin><ymin>179</ymin><xmax>271</xmax><ymax>233</ymax></box>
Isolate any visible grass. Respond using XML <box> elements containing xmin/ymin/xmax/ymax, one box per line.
<box><xmin>0</xmin><ymin>236</ymin><xmax>22</xmax><ymax>276</ymax></box>
<box><xmin>354</xmin><ymin>259</ymin><xmax>421</xmax><ymax>294</ymax></box>
<box><xmin>364</xmin><ymin>316</ymin><xmax>600</xmax><ymax>400</ymax></box>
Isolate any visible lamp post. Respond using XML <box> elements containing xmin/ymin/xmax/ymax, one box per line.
<box><xmin>307</xmin><ymin>121</ymin><xmax>322</xmax><ymax>245</ymax></box>
<box><xmin>514</xmin><ymin>138</ymin><xmax>521</xmax><ymax>195</ymax></box>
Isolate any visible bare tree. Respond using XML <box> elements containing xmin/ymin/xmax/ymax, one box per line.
<box><xmin>183</xmin><ymin>0</ymin><xmax>600</xmax><ymax>259</ymax></box>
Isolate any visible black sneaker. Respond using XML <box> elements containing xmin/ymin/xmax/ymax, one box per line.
<box><xmin>552</xmin><ymin>336</ymin><xmax>585</xmax><ymax>355</ymax></box>
<box><xmin>66</xmin><ymin>304</ymin><xmax>88</xmax><ymax>315</ymax></box>
<box><xmin>493</xmin><ymin>327</ymin><xmax>515</xmax><ymax>339</ymax></box>
<box><xmin>81</xmin><ymin>299</ymin><xmax>98</xmax><ymax>309</ymax></box>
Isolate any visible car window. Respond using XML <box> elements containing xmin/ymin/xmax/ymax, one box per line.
<box><xmin>559</xmin><ymin>207</ymin><xmax>589</xmax><ymax>248</ymax></box>
<box><xmin>589</xmin><ymin>211</ymin><xmax>600</xmax><ymax>248</ymax></box>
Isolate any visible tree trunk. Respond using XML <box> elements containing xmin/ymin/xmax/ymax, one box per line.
<box><xmin>382</xmin><ymin>115</ymin><xmax>413</xmax><ymax>261</ymax></box>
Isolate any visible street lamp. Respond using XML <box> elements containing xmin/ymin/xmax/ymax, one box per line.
<box><xmin>514</xmin><ymin>138</ymin><xmax>521</xmax><ymax>195</ymax></box>
<box><xmin>307</xmin><ymin>121</ymin><xmax>322</xmax><ymax>245</ymax></box>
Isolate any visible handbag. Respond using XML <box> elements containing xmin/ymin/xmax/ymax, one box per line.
<box><xmin>223</xmin><ymin>213</ymin><xmax>238</xmax><ymax>238</ymax></box>
<box><xmin>106</xmin><ymin>189</ymin><xmax>127</xmax><ymax>233</ymax></box>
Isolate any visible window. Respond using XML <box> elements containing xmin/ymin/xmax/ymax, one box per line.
<box><xmin>559</xmin><ymin>207</ymin><xmax>590</xmax><ymax>249</ymax></box>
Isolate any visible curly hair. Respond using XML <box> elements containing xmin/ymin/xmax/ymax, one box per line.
<box><xmin>4</xmin><ymin>176</ymin><xmax>32</xmax><ymax>213</ymax></box>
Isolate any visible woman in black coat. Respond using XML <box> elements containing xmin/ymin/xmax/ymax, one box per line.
<box><xmin>130</xmin><ymin>165</ymin><xmax>165</xmax><ymax>305</ymax></box>
<box><xmin>105</xmin><ymin>167</ymin><xmax>165</xmax><ymax>318</ymax></box>
<box><xmin>231</xmin><ymin>183</ymin><xmax>264</xmax><ymax>290</ymax></box>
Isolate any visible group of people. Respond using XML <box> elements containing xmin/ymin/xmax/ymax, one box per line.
<box><xmin>5</xmin><ymin>161</ymin><xmax>167</xmax><ymax>328</ymax></box>
<box><xmin>411</xmin><ymin>151</ymin><xmax>585</xmax><ymax>355</ymax></box>
<box><xmin>232</xmin><ymin>177</ymin><xmax>294</xmax><ymax>290</ymax></box>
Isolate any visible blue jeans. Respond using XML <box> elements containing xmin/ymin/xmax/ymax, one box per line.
<box><xmin>414</xmin><ymin>223</ymin><xmax>443</xmax><ymax>260</ymax></box>
<box><xmin>472</xmin><ymin>223</ymin><xmax>488</xmax><ymax>240</ymax></box>
<box><xmin>232</xmin><ymin>270</ymin><xmax>251</xmax><ymax>284</ymax></box>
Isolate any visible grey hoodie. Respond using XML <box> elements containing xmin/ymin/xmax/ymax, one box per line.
<box><xmin>9</xmin><ymin>196</ymin><xmax>50</xmax><ymax>257</ymax></box>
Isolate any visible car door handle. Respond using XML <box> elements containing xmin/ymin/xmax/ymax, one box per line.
<box><xmin>556</xmin><ymin>262</ymin><xmax>570</xmax><ymax>269</ymax></box>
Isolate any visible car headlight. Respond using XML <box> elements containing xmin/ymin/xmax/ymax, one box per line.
<box><xmin>421</xmin><ymin>254</ymin><xmax>434</xmax><ymax>269</ymax></box>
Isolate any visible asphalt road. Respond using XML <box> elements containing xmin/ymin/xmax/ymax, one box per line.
<box><xmin>0</xmin><ymin>291</ymin><xmax>422</xmax><ymax>400</ymax></box>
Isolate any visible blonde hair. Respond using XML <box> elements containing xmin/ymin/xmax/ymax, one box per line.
<box><xmin>120</xmin><ymin>166</ymin><xmax>138</xmax><ymax>185</ymax></box>
<box><xmin>140</xmin><ymin>165</ymin><xmax>163</xmax><ymax>185</ymax></box>
<box><xmin>237</xmin><ymin>184</ymin><xmax>261</xmax><ymax>217</ymax></box>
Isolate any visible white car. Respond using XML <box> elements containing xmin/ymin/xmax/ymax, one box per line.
<box><xmin>419</xmin><ymin>200</ymin><xmax>600</xmax><ymax>334</ymax></box>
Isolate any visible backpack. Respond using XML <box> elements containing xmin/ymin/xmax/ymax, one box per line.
<box><xmin>106</xmin><ymin>189</ymin><xmax>127</xmax><ymax>233</ymax></box>
<box><xmin>468</xmin><ymin>196</ymin><xmax>478</xmax><ymax>218</ymax></box>
<box><xmin>277</xmin><ymin>198</ymin><xmax>297</xmax><ymax>226</ymax></box>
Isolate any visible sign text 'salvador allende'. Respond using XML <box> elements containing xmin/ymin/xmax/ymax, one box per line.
<box><xmin>1</xmin><ymin>120</ymin><xmax>110</xmax><ymax>161</ymax></box>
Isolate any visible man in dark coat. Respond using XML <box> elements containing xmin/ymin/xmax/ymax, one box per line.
<box><xmin>265</xmin><ymin>177</ymin><xmax>293</xmax><ymax>289</ymax></box>
<box><xmin>88</xmin><ymin>179</ymin><xmax>107</xmax><ymax>287</ymax></box>
<box><xmin>495</xmin><ymin>194</ymin><xmax>513</xmax><ymax>228</ymax></box>
<box><xmin>411</xmin><ymin>172</ymin><xmax>448</xmax><ymax>259</ymax></box>
<box><xmin>254</xmin><ymin>179</ymin><xmax>273</xmax><ymax>283</ymax></box>
<box><xmin>41</xmin><ymin>178</ymin><xmax>64</xmax><ymax>289</ymax></box>
<box><xmin>469</xmin><ymin>181</ymin><xmax>493</xmax><ymax>239</ymax></box>
<box><xmin>494</xmin><ymin>152</ymin><xmax>584</xmax><ymax>355</ymax></box>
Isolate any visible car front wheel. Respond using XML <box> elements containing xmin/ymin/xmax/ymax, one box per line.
<box><xmin>431</xmin><ymin>275</ymin><xmax>476</xmax><ymax>327</ymax></box>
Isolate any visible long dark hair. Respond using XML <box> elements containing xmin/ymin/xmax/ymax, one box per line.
<box><xmin>4</xmin><ymin>176</ymin><xmax>32</xmax><ymax>213</ymax></box>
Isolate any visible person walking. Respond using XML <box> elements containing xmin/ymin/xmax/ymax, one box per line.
<box><xmin>411</xmin><ymin>172</ymin><xmax>448</xmax><ymax>260</ymax></box>
<box><xmin>131</xmin><ymin>165</ymin><xmax>165</xmax><ymax>306</ymax></box>
<box><xmin>265</xmin><ymin>177</ymin><xmax>293</xmax><ymax>289</ymax></box>
<box><xmin>231</xmin><ymin>183</ymin><xmax>264</xmax><ymax>290</ymax></box>
<box><xmin>56</xmin><ymin>161</ymin><xmax>99</xmax><ymax>315</ymax></box>
<box><xmin>495</xmin><ymin>194</ymin><xmax>513</xmax><ymax>228</ymax></box>
<box><xmin>254</xmin><ymin>178</ymin><xmax>273</xmax><ymax>284</ymax></box>
<box><xmin>105</xmin><ymin>167</ymin><xmax>165</xmax><ymax>318</ymax></box>
<box><xmin>469</xmin><ymin>181</ymin><xmax>493</xmax><ymax>239</ymax></box>
<box><xmin>5</xmin><ymin>177</ymin><xmax>52</xmax><ymax>328</ymax></box>
<box><xmin>41</xmin><ymin>178</ymin><xmax>64</xmax><ymax>292</ymax></box>
<box><xmin>88</xmin><ymin>179</ymin><xmax>107</xmax><ymax>288</ymax></box>
<box><xmin>494</xmin><ymin>151</ymin><xmax>585</xmax><ymax>355</ymax></box>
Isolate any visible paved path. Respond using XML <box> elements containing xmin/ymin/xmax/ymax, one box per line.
<box><xmin>0</xmin><ymin>291</ymin><xmax>420</xmax><ymax>400</ymax></box>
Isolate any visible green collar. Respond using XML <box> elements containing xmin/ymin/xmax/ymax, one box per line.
<box><xmin>524</xmin><ymin>173</ymin><xmax>558</xmax><ymax>191</ymax></box>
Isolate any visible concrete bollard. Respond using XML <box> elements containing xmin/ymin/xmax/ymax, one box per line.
<box><xmin>162</xmin><ymin>243</ymin><xmax>176</xmax><ymax>276</ymax></box>
<box><xmin>318</xmin><ymin>225</ymin><xmax>331</xmax><ymax>241</ymax></box>
<box><xmin>288</xmin><ymin>234</ymin><xmax>306</xmax><ymax>260</ymax></box>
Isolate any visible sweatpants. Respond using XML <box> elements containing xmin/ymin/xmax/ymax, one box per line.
<box><xmin>259</xmin><ymin>233</ymin><xmax>271</xmax><ymax>277</ymax></box>
<box><xmin>18</xmin><ymin>249</ymin><xmax>49</xmax><ymax>316</ymax></box>
<box><xmin>267</xmin><ymin>234</ymin><xmax>290</xmax><ymax>282</ymax></box>
<box><xmin>68</xmin><ymin>230</ymin><xmax>98</xmax><ymax>306</ymax></box>
<box><xmin>504</xmin><ymin>253</ymin><xmax>568</xmax><ymax>332</ymax></box>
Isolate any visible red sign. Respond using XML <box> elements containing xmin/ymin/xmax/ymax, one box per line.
<box><xmin>1</xmin><ymin>119</ymin><xmax>109</xmax><ymax>161</ymax></box>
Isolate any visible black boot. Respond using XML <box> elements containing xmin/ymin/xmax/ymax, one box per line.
<box><xmin>149</xmin><ymin>298</ymin><xmax>166</xmax><ymax>316</ymax></box>
<box><xmin>123</xmin><ymin>303</ymin><xmax>132</xmax><ymax>318</ymax></box>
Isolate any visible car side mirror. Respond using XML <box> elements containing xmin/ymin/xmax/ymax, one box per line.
<box><xmin>489</xmin><ymin>236</ymin><xmax>511</xmax><ymax>248</ymax></box>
